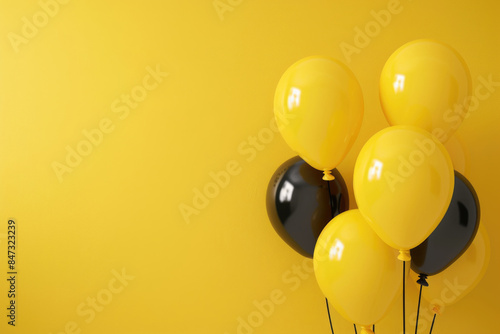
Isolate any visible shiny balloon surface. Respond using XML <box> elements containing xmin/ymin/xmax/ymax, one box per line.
<box><xmin>267</xmin><ymin>156</ymin><xmax>348</xmax><ymax>258</ymax></box>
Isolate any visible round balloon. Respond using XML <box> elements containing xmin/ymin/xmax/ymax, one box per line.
<box><xmin>353</xmin><ymin>125</ymin><xmax>454</xmax><ymax>260</ymax></box>
<box><xmin>410</xmin><ymin>224</ymin><xmax>490</xmax><ymax>314</ymax></box>
<box><xmin>411</xmin><ymin>171</ymin><xmax>480</xmax><ymax>275</ymax></box>
<box><xmin>314</xmin><ymin>210</ymin><xmax>401</xmax><ymax>331</ymax></box>
<box><xmin>266</xmin><ymin>156</ymin><xmax>349</xmax><ymax>258</ymax></box>
<box><xmin>274</xmin><ymin>56</ymin><xmax>364</xmax><ymax>180</ymax></box>
<box><xmin>380</xmin><ymin>39</ymin><xmax>472</xmax><ymax>144</ymax></box>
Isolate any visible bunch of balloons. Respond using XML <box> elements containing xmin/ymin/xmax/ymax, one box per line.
<box><xmin>266</xmin><ymin>39</ymin><xmax>489</xmax><ymax>334</ymax></box>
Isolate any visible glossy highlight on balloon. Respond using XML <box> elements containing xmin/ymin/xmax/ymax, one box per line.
<box><xmin>411</xmin><ymin>171</ymin><xmax>480</xmax><ymax>276</ymax></box>
<box><xmin>314</xmin><ymin>210</ymin><xmax>402</xmax><ymax>327</ymax></box>
<box><xmin>380</xmin><ymin>39</ymin><xmax>472</xmax><ymax>144</ymax></box>
<box><xmin>266</xmin><ymin>156</ymin><xmax>349</xmax><ymax>258</ymax></box>
<box><xmin>274</xmin><ymin>56</ymin><xmax>364</xmax><ymax>177</ymax></box>
<box><xmin>353</xmin><ymin>125</ymin><xmax>455</xmax><ymax>254</ymax></box>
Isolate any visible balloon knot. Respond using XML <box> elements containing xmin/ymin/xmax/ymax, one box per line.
<box><xmin>360</xmin><ymin>326</ymin><xmax>375</xmax><ymax>334</ymax></box>
<box><xmin>322</xmin><ymin>170</ymin><xmax>335</xmax><ymax>181</ymax></box>
<box><xmin>397</xmin><ymin>249</ymin><xmax>411</xmax><ymax>261</ymax></box>
<box><xmin>432</xmin><ymin>305</ymin><xmax>442</xmax><ymax>316</ymax></box>
<box><xmin>417</xmin><ymin>273</ymin><xmax>429</xmax><ymax>286</ymax></box>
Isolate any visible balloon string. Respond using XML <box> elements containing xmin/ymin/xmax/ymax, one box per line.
<box><xmin>328</xmin><ymin>179</ymin><xmax>354</xmax><ymax>334</ymax></box>
<box><xmin>403</xmin><ymin>261</ymin><xmax>406</xmax><ymax>334</ymax></box>
<box><xmin>415</xmin><ymin>284</ymin><xmax>423</xmax><ymax>334</ymax></box>
<box><xmin>325</xmin><ymin>181</ymin><xmax>335</xmax><ymax>334</ymax></box>
<box><xmin>325</xmin><ymin>298</ymin><xmax>335</xmax><ymax>334</ymax></box>
<box><xmin>373</xmin><ymin>324</ymin><xmax>375</xmax><ymax>332</ymax></box>
<box><xmin>326</xmin><ymin>180</ymin><xmax>335</xmax><ymax>219</ymax></box>
<box><xmin>415</xmin><ymin>273</ymin><xmax>428</xmax><ymax>334</ymax></box>
<box><xmin>429</xmin><ymin>314</ymin><xmax>436</xmax><ymax>334</ymax></box>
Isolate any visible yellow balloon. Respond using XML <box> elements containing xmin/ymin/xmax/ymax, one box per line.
<box><xmin>410</xmin><ymin>224</ymin><xmax>490</xmax><ymax>314</ymax></box>
<box><xmin>314</xmin><ymin>210</ymin><xmax>402</xmax><ymax>332</ymax></box>
<box><xmin>380</xmin><ymin>39</ymin><xmax>472</xmax><ymax>144</ymax></box>
<box><xmin>353</xmin><ymin>125</ymin><xmax>454</xmax><ymax>259</ymax></box>
<box><xmin>274</xmin><ymin>56</ymin><xmax>364</xmax><ymax>180</ymax></box>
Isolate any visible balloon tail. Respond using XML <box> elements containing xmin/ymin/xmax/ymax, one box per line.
<box><xmin>431</xmin><ymin>305</ymin><xmax>441</xmax><ymax>316</ymax></box>
<box><xmin>323</xmin><ymin>170</ymin><xmax>335</xmax><ymax>181</ymax></box>
<box><xmin>398</xmin><ymin>249</ymin><xmax>411</xmax><ymax>261</ymax></box>
<box><xmin>415</xmin><ymin>274</ymin><xmax>428</xmax><ymax>334</ymax></box>
<box><xmin>417</xmin><ymin>273</ymin><xmax>429</xmax><ymax>287</ymax></box>
<box><xmin>360</xmin><ymin>326</ymin><xmax>375</xmax><ymax>334</ymax></box>
<box><xmin>403</xmin><ymin>260</ymin><xmax>406</xmax><ymax>334</ymax></box>
<box><xmin>325</xmin><ymin>298</ymin><xmax>335</xmax><ymax>334</ymax></box>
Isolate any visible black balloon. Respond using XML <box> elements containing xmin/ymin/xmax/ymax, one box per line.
<box><xmin>266</xmin><ymin>156</ymin><xmax>349</xmax><ymax>258</ymax></box>
<box><xmin>411</xmin><ymin>171</ymin><xmax>480</xmax><ymax>276</ymax></box>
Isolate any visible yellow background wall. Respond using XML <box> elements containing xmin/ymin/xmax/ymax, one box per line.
<box><xmin>0</xmin><ymin>0</ymin><xmax>498</xmax><ymax>333</ymax></box>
